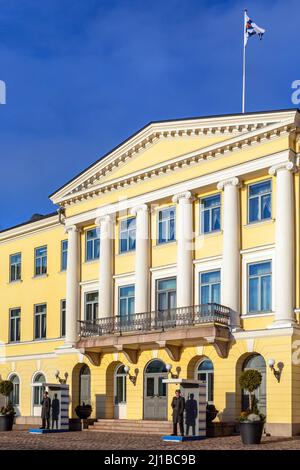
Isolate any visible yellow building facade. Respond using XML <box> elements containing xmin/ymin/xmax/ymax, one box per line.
<box><xmin>1</xmin><ymin>109</ymin><xmax>300</xmax><ymax>435</ymax></box>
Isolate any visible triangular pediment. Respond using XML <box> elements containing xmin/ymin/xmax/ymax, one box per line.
<box><xmin>50</xmin><ymin>109</ymin><xmax>298</xmax><ymax>205</ymax></box>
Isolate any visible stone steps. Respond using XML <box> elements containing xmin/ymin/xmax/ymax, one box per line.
<box><xmin>87</xmin><ymin>419</ymin><xmax>172</xmax><ymax>435</ymax></box>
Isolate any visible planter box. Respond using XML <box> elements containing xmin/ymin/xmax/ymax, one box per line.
<box><xmin>239</xmin><ymin>421</ymin><xmax>264</xmax><ymax>445</ymax></box>
<box><xmin>0</xmin><ymin>415</ymin><xmax>14</xmax><ymax>432</ymax></box>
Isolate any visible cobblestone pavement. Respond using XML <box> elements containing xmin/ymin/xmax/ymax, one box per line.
<box><xmin>0</xmin><ymin>431</ymin><xmax>299</xmax><ymax>450</ymax></box>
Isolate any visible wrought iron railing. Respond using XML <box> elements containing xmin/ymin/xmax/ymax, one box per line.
<box><xmin>78</xmin><ymin>303</ymin><xmax>230</xmax><ymax>338</ymax></box>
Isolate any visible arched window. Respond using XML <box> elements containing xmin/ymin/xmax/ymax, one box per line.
<box><xmin>33</xmin><ymin>373</ymin><xmax>46</xmax><ymax>406</ymax></box>
<box><xmin>145</xmin><ymin>360</ymin><xmax>167</xmax><ymax>374</ymax></box>
<box><xmin>79</xmin><ymin>365</ymin><xmax>91</xmax><ymax>405</ymax></box>
<box><xmin>9</xmin><ymin>374</ymin><xmax>20</xmax><ymax>406</ymax></box>
<box><xmin>196</xmin><ymin>359</ymin><xmax>214</xmax><ymax>403</ymax></box>
<box><xmin>114</xmin><ymin>365</ymin><xmax>127</xmax><ymax>405</ymax></box>
<box><xmin>242</xmin><ymin>354</ymin><xmax>266</xmax><ymax>415</ymax></box>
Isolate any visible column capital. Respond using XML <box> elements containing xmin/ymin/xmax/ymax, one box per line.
<box><xmin>268</xmin><ymin>161</ymin><xmax>297</xmax><ymax>176</ymax></box>
<box><xmin>217</xmin><ymin>177</ymin><xmax>240</xmax><ymax>191</ymax></box>
<box><xmin>65</xmin><ymin>225</ymin><xmax>78</xmax><ymax>234</ymax></box>
<box><xmin>95</xmin><ymin>213</ymin><xmax>115</xmax><ymax>226</ymax></box>
<box><xmin>130</xmin><ymin>204</ymin><xmax>149</xmax><ymax>217</ymax></box>
<box><xmin>172</xmin><ymin>191</ymin><xmax>193</xmax><ymax>204</ymax></box>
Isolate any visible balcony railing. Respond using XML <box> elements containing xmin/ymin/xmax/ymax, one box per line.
<box><xmin>78</xmin><ymin>303</ymin><xmax>230</xmax><ymax>338</ymax></box>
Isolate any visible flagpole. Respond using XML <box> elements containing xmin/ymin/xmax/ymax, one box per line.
<box><xmin>242</xmin><ymin>9</ymin><xmax>247</xmax><ymax>113</ymax></box>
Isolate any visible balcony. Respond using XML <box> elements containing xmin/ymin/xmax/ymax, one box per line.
<box><xmin>77</xmin><ymin>303</ymin><xmax>232</xmax><ymax>364</ymax></box>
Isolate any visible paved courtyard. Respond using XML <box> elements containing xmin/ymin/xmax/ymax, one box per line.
<box><xmin>0</xmin><ymin>430</ymin><xmax>299</xmax><ymax>450</ymax></box>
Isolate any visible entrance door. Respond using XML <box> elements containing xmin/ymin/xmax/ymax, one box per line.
<box><xmin>32</xmin><ymin>373</ymin><xmax>45</xmax><ymax>417</ymax></box>
<box><xmin>79</xmin><ymin>365</ymin><xmax>91</xmax><ymax>405</ymax></box>
<box><xmin>114</xmin><ymin>365</ymin><xmax>127</xmax><ymax>419</ymax></box>
<box><xmin>144</xmin><ymin>360</ymin><xmax>168</xmax><ymax>420</ymax></box>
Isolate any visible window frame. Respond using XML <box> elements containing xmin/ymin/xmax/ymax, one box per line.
<box><xmin>34</xmin><ymin>303</ymin><xmax>47</xmax><ymax>340</ymax></box>
<box><xmin>200</xmin><ymin>193</ymin><xmax>221</xmax><ymax>235</ymax></box>
<box><xmin>156</xmin><ymin>277</ymin><xmax>177</xmax><ymax>311</ymax></box>
<box><xmin>85</xmin><ymin>228</ymin><xmax>100</xmax><ymax>262</ymax></box>
<box><xmin>60</xmin><ymin>299</ymin><xmax>66</xmax><ymax>337</ymax></box>
<box><xmin>247</xmin><ymin>179</ymin><xmax>272</xmax><ymax>224</ymax></box>
<box><xmin>199</xmin><ymin>269</ymin><xmax>221</xmax><ymax>305</ymax></box>
<box><xmin>84</xmin><ymin>291</ymin><xmax>99</xmax><ymax>322</ymax></box>
<box><xmin>9</xmin><ymin>374</ymin><xmax>20</xmax><ymax>406</ymax></box>
<box><xmin>61</xmin><ymin>240</ymin><xmax>68</xmax><ymax>271</ymax></box>
<box><xmin>119</xmin><ymin>217</ymin><xmax>136</xmax><ymax>254</ymax></box>
<box><xmin>9</xmin><ymin>252</ymin><xmax>22</xmax><ymax>283</ymax></box>
<box><xmin>9</xmin><ymin>307</ymin><xmax>21</xmax><ymax>343</ymax></box>
<box><xmin>247</xmin><ymin>260</ymin><xmax>272</xmax><ymax>314</ymax></box>
<box><xmin>34</xmin><ymin>245</ymin><xmax>47</xmax><ymax>277</ymax></box>
<box><xmin>118</xmin><ymin>284</ymin><xmax>135</xmax><ymax>317</ymax></box>
<box><xmin>157</xmin><ymin>206</ymin><xmax>176</xmax><ymax>245</ymax></box>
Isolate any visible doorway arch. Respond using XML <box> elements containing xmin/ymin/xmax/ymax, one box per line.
<box><xmin>242</xmin><ymin>354</ymin><xmax>266</xmax><ymax>415</ymax></box>
<box><xmin>114</xmin><ymin>364</ymin><xmax>127</xmax><ymax>419</ymax></box>
<box><xmin>144</xmin><ymin>359</ymin><xmax>168</xmax><ymax>420</ymax></box>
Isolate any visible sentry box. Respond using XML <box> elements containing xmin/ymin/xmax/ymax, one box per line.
<box><xmin>29</xmin><ymin>383</ymin><xmax>69</xmax><ymax>434</ymax></box>
<box><xmin>162</xmin><ymin>378</ymin><xmax>206</xmax><ymax>442</ymax></box>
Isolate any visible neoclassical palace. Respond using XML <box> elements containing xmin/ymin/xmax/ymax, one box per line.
<box><xmin>1</xmin><ymin>109</ymin><xmax>300</xmax><ymax>435</ymax></box>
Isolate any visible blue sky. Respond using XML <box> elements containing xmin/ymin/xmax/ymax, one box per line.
<box><xmin>0</xmin><ymin>0</ymin><xmax>299</xmax><ymax>229</ymax></box>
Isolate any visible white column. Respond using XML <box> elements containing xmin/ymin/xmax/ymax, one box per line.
<box><xmin>96</xmin><ymin>214</ymin><xmax>115</xmax><ymax>318</ymax></box>
<box><xmin>172</xmin><ymin>191</ymin><xmax>194</xmax><ymax>308</ymax></box>
<box><xmin>65</xmin><ymin>225</ymin><xmax>79</xmax><ymax>345</ymax></box>
<box><xmin>130</xmin><ymin>204</ymin><xmax>149</xmax><ymax>314</ymax></box>
<box><xmin>269</xmin><ymin>162</ymin><xmax>296</xmax><ymax>326</ymax></box>
<box><xmin>217</xmin><ymin>177</ymin><xmax>241</xmax><ymax>329</ymax></box>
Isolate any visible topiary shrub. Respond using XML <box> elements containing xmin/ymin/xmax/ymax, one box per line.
<box><xmin>239</xmin><ymin>369</ymin><xmax>262</xmax><ymax>412</ymax></box>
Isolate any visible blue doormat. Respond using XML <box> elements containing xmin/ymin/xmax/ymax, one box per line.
<box><xmin>29</xmin><ymin>428</ymin><xmax>69</xmax><ymax>434</ymax></box>
<box><xmin>162</xmin><ymin>435</ymin><xmax>206</xmax><ymax>442</ymax></box>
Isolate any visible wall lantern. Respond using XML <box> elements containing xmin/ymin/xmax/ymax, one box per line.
<box><xmin>124</xmin><ymin>365</ymin><xmax>139</xmax><ymax>385</ymax></box>
<box><xmin>267</xmin><ymin>359</ymin><xmax>284</xmax><ymax>383</ymax></box>
<box><xmin>165</xmin><ymin>363</ymin><xmax>181</xmax><ymax>379</ymax></box>
<box><xmin>55</xmin><ymin>370</ymin><xmax>68</xmax><ymax>384</ymax></box>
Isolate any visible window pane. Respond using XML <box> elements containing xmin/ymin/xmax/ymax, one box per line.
<box><xmin>204</xmin><ymin>195</ymin><xmax>220</xmax><ymax>208</ymax></box>
<box><xmin>249</xmin><ymin>197</ymin><xmax>259</xmax><ymax>222</ymax></box>
<box><xmin>261</xmin><ymin>194</ymin><xmax>271</xmax><ymax>219</ymax></box>
<box><xmin>212</xmin><ymin>284</ymin><xmax>220</xmax><ymax>304</ymax></box>
<box><xmin>158</xmin><ymin>278</ymin><xmax>176</xmax><ymax>291</ymax></box>
<box><xmin>201</xmin><ymin>270</ymin><xmax>220</xmax><ymax>284</ymax></box>
<box><xmin>146</xmin><ymin>377</ymin><xmax>155</xmax><ymax>397</ymax></box>
<box><xmin>261</xmin><ymin>275</ymin><xmax>271</xmax><ymax>311</ymax></box>
<box><xmin>119</xmin><ymin>298</ymin><xmax>127</xmax><ymax>316</ymax></box>
<box><xmin>169</xmin><ymin>218</ymin><xmax>175</xmax><ymax>241</ymax></box>
<box><xmin>212</xmin><ymin>207</ymin><xmax>221</xmax><ymax>231</ymax></box>
<box><xmin>158</xmin><ymin>292</ymin><xmax>167</xmax><ymax>310</ymax></box>
<box><xmin>249</xmin><ymin>180</ymin><xmax>271</xmax><ymax>196</ymax></box>
<box><xmin>169</xmin><ymin>291</ymin><xmax>176</xmax><ymax>309</ymax></box>
<box><xmin>201</xmin><ymin>285</ymin><xmax>210</xmax><ymax>304</ymax></box>
<box><xmin>128</xmin><ymin>297</ymin><xmax>135</xmax><ymax>315</ymax></box>
<box><xmin>158</xmin><ymin>377</ymin><xmax>167</xmax><ymax>397</ymax></box>
<box><xmin>249</xmin><ymin>262</ymin><xmax>271</xmax><ymax>276</ymax></box>
<box><xmin>120</xmin><ymin>237</ymin><xmax>128</xmax><ymax>253</ymax></box>
<box><xmin>249</xmin><ymin>278</ymin><xmax>259</xmax><ymax>312</ymax></box>
<box><xmin>202</xmin><ymin>210</ymin><xmax>210</xmax><ymax>233</ymax></box>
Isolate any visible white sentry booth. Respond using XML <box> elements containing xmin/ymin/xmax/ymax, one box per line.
<box><xmin>43</xmin><ymin>383</ymin><xmax>70</xmax><ymax>431</ymax></box>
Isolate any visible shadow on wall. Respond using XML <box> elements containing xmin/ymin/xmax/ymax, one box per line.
<box><xmin>217</xmin><ymin>392</ymin><xmax>237</xmax><ymax>422</ymax></box>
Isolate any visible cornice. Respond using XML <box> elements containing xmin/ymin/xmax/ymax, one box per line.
<box><xmin>0</xmin><ymin>215</ymin><xmax>60</xmax><ymax>244</ymax></box>
<box><xmin>57</xmin><ymin>119</ymin><xmax>295</xmax><ymax>207</ymax></box>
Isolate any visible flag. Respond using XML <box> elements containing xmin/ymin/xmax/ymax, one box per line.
<box><xmin>244</xmin><ymin>11</ymin><xmax>266</xmax><ymax>46</ymax></box>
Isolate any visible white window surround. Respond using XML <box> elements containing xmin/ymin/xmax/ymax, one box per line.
<box><xmin>151</xmin><ymin>265</ymin><xmax>177</xmax><ymax>311</ymax></box>
<box><xmin>114</xmin><ymin>273</ymin><xmax>135</xmax><ymax>316</ymax></box>
<box><xmin>194</xmin><ymin>259</ymin><xmax>222</xmax><ymax>306</ymax></box>
<box><xmin>241</xmin><ymin>248</ymin><xmax>275</xmax><ymax>317</ymax></box>
<box><xmin>80</xmin><ymin>281</ymin><xmax>98</xmax><ymax>321</ymax></box>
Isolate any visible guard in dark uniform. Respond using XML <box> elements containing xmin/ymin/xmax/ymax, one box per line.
<box><xmin>171</xmin><ymin>389</ymin><xmax>185</xmax><ymax>436</ymax></box>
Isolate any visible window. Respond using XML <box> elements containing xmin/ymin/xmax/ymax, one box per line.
<box><xmin>158</xmin><ymin>207</ymin><xmax>175</xmax><ymax>244</ymax></box>
<box><xmin>156</xmin><ymin>277</ymin><xmax>177</xmax><ymax>311</ymax></box>
<box><xmin>34</xmin><ymin>246</ymin><xmax>47</xmax><ymax>276</ymax></box>
<box><xmin>86</xmin><ymin>228</ymin><xmax>100</xmax><ymax>261</ymax></box>
<box><xmin>248</xmin><ymin>261</ymin><xmax>272</xmax><ymax>313</ymax></box>
<box><xmin>115</xmin><ymin>365</ymin><xmax>127</xmax><ymax>405</ymax></box>
<box><xmin>61</xmin><ymin>300</ymin><xmax>66</xmax><ymax>337</ymax></box>
<box><xmin>200</xmin><ymin>194</ymin><xmax>221</xmax><ymax>234</ymax></box>
<box><xmin>119</xmin><ymin>285</ymin><xmax>135</xmax><ymax>317</ymax></box>
<box><xmin>119</xmin><ymin>218</ymin><xmax>136</xmax><ymax>253</ymax></box>
<box><xmin>9</xmin><ymin>375</ymin><xmax>20</xmax><ymax>406</ymax></box>
<box><xmin>85</xmin><ymin>292</ymin><xmax>98</xmax><ymax>321</ymax></box>
<box><xmin>196</xmin><ymin>359</ymin><xmax>214</xmax><ymax>403</ymax></box>
<box><xmin>9</xmin><ymin>308</ymin><xmax>21</xmax><ymax>342</ymax></box>
<box><xmin>79</xmin><ymin>365</ymin><xmax>91</xmax><ymax>405</ymax></box>
<box><xmin>248</xmin><ymin>180</ymin><xmax>271</xmax><ymax>223</ymax></box>
<box><xmin>199</xmin><ymin>270</ymin><xmax>221</xmax><ymax>304</ymax></box>
<box><xmin>33</xmin><ymin>373</ymin><xmax>45</xmax><ymax>406</ymax></box>
<box><xmin>34</xmin><ymin>304</ymin><xmax>46</xmax><ymax>339</ymax></box>
<box><xmin>10</xmin><ymin>253</ymin><xmax>21</xmax><ymax>282</ymax></box>
<box><xmin>61</xmin><ymin>240</ymin><xmax>68</xmax><ymax>271</ymax></box>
